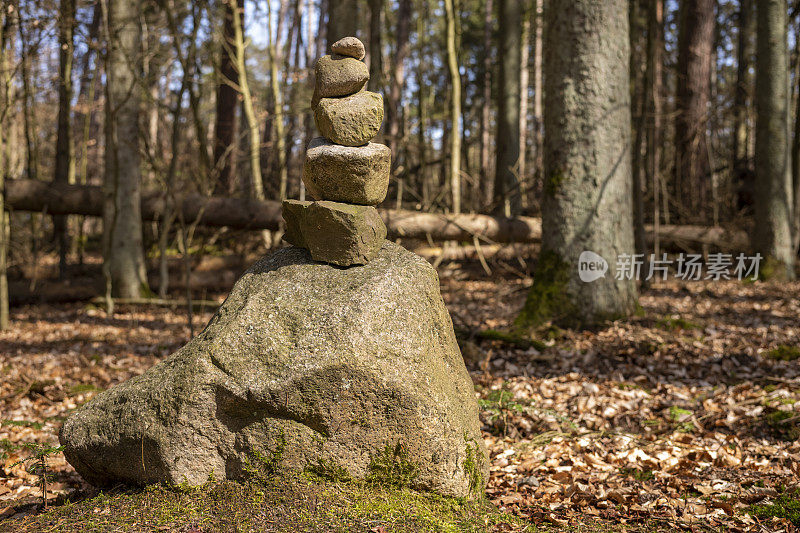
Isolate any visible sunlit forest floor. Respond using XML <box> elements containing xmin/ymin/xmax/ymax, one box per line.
<box><xmin>1</xmin><ymin>250</ymin><xmax>799</xmax><ymax>531</ymax></box>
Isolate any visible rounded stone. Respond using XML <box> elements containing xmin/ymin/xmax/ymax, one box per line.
<box><xmin>303</xmin><ymin>137</ymin><xmax>390</xmax><ymax>205</ymax></box>
<box><xmin>314</xmin><ymin>54</ymin><xmax>369</xmax><ymax>101</ymax></box>
<box><xmin>59</xmin><ymin>242</ymin><xmax>488</xmax><ymax>498</ymax></box>
<box><xmin>314</xmin><ymin>91</ymin><xmax>384</xmax><ymax>147</ymax></box>
<box><xmin>331</xmin><ymin>36</ymin><xmax>366</xmax><ymax>60</ymax></box>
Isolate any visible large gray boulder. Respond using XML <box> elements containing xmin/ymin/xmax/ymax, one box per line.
<box><xmin>60</xmin><ymin>243</ymin><xmax>488</xmax><ymax>497</ymax></box>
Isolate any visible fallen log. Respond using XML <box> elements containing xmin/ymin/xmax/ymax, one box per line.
<box><xmin>3</xmin><ymin>179</ymin><xmax>749</xmax><ymax>249</ymax></box>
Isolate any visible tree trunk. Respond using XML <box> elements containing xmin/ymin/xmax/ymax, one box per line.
<box><xmin>517</xmin><ymin>0</ymin><xmax>638</xmax><ymax>329</ymax></box>
<box><xmin>479</xmin><ymin>0</ymin><xmax>493</xmax><ymax>208</ymax></box>
<box><xmin>674</xmin><ymin>0</ymin><xmax>714</xmax><ymax>219</ymax></box>
<box><xmin>518</xmin><ymin>7</ymin><xmax>531</xmax><ymax>209</ymax></box>
<box><xmin>647</xmin><ymin>0</ymin><xmax>664</xmax><ymax>256</ymax></box>
<box><xmin>443</xmin><ymin>0</ymin><xmax>461</xmax><ymax>214</ymax></box>
<box><xmin>493</xmin><ymin>0</ymin><xmax>521</xmax><ymax>216</ymax></box>
<box><xmin>103</xmin><ymin>0</ymin><xmax>148</xmax><ymax>298</ymax></box>
<box><xmin>54</xmin><ymin>0</ymin><xmax>76</xmax><ymax>279</ymax></box>
<box><xmin>532</xmin><ymin>0</ymin><xmax>543</xmax><ymax>178</ymax></box>
<box><xmin>754</xmin><ymin>0</ymin><xmax>794</xmax><ymax>279</ymax></box>
<box><xmin>387</xmin><ymin>0</ymin><xmax>411</xmax><ymax>208</ymax></box>
<box><xmin>630</xmin><ymin>0</ymin><xmax>648</xmax><ymax>276</ymax></box>
<box><xmin>212</xmin><ymin>0</ymin><xmax>238</xmax><ymax>195</ymax></box>
<box><xmin>733</xmin><ymin>0</ymin><xmax>754</xmax><ymax>210</ymax></box>
<box><xmin>367</xmin><ymin>0</ymin><xmax>384</xmax><ymax>93</ymax></box>
<box><xmin>326</xmin><ymin>0</ymin><xmax>360</xmax><ymax>48</ymax></box>
<box><xmin>6</xmin><ymin>179</ymin><xmax>748</xmax><ymax>250</ymax></box>
<box><xmin>0</xmin><ymin>7</ymin><xmax>13</xmax><ymax>330</ymax></box>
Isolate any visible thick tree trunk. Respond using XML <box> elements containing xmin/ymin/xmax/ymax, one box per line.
<box><xmin>103</xmin><ymin>0</ymin><xmax>148</xmax><ymax>298</ymax></box>
<box><xmin>326</xmin><ymin>0</ymin><xmax>360</xmax><ymax>48</ymax></box>
<box><xmin>443</xmin><ymin>0</ymin><xmax>461</xmax><ymax>214</ymax></box>
<box><xmin>674</xmin><ymin>0</ymin><xmax>714</xmax><ymax>219</ymax></box>
<box><xmin>517</xmin><ymin>0</ymin><xmax>638</xmax><ymax>330</ymax></box>
<box><xmin>493</xmin><ymin>0</ymin><xmax>521</xmax><ymax>217</ymax></box>
<box><xmin>212</xmin><ymin>0</ymin><xmax>238</xmax><ymax>195</ymax></box>
<box><xmin>54</xmin><ymin>0</ymin><xmax>76</xmax><ymax>279</ymax></box>
<box><xmin>754</xmin><ymin>0</ymin><xmax>795</xmax><ymax>279</ymax></box>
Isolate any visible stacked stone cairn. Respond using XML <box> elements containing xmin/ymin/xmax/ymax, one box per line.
<box><xmin>283</xmin><ymin>37</ymin><xmax>390</xmax><ymax>267</ymax></box>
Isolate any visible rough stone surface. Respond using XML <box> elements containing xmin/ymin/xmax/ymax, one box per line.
<box><xmin>314</xmin><ymin>55</ymin><xmax>369</xmax><ymax>102</ymax></box>
<box><xmin>281</xmin><ymin>199</ymin><xmax>311</xmax><ymax>247</ymax></box>
<box><xmin>59</xmin><ymin>242</ymin><xmax>488</xmax><ymax>498</ymax></box>
<box><xmin>302</xmin><ymin>201</ymin><xmax>386</xmax><ymax>266</ymax></box>
<box><xmin>303</xmin><ymin>137</ymin><xmax>390</xmax><ymax>205</ymax></box>
<box><xmin>331</xmin><ymin>37</ymin><xmax>366</xmax><ymax>60</ymax></box>
<box><xmin>314</xmin><ymin>92</ymin><xmax>384</xmax><ymax>147</ymax></box>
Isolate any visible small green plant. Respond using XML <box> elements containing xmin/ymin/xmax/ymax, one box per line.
<box><xmin>478</xmin><ymin>388</ymin><xmax>528</xmax><ymax>436</ymax></box>
<box><xmin>764</xmin><ymin>410</ymin><xmax>800</xmax><ymax>441</ymax></box>
<box><xmin>668</xmin><ymin>406</ymin><xmax>695</xmax><ymax>433</ymax></box>
<box><xmin>619</xmin><ymin>467</ymin><xmax>654</xmax><ymax>482</ymax></box>
<box><xmin>242</xmin><ymin>431</ymin><xmax>286</xmax><ymax>482</ymax></box>
<box><xmin>304</xmin><ymin>458</ymin><xmax>351</xmax><ymax>482</ymax></box>
<box><xmin>2</xmin><ymin>419</ymin><xmax>44</xmax><ymax>430</ymax></box>
<box><xmin>10</xmin><ymin>443</ymin><xmax>65</xmax><ymax>509</ymax></box>
<box><xmin>745</xmin><ymin>488</ymin><xmax>800</xmax><ymax>526</ymax></box>
<box><xmin>767</xmin><ymin>345</ymin><xmax>800</xmax><ymax>361</ymax></box>
<box><xmin>366</xmin><ymin>442</ymin><xmax>419</xmax><ymax>488</ymax></box>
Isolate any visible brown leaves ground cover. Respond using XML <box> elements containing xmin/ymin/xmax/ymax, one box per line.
<box><xmin>1</xmin><ymin>259</ymin><xmax>799</xmax><ymax>531</ymax></box>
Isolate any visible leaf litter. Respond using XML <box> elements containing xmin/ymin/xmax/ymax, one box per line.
<box><xmin>0</xmin><ymin>270</ymin><xmax>798</xmax><ymax>531</ymax></box>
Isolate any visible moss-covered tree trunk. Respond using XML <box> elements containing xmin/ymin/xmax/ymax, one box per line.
<box><xmin>754</xmin><ymin>0</ymin><xmax>795</xmax><ymax>280</ymax></box>
<box><xmin>516</xmin><ymin>0</ymin><xmax>638</xmax><ymax>330</ymax></box>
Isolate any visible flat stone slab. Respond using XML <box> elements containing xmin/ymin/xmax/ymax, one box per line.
<box><xmin>314</xmin><ymin>92</ymin><xmax>383</xmax><ymax>147</ymax></box>
<box><xmin>313</xmin><ymin>54</ymin><xmax>368</xmax><ymax>104</ymax></box>
<box><xmin>59</xmin><ymin>242</ymin><xmax>487</xmax><ymax>498</ymax></box>
<box><xmin>282</xmin><ymin>200</ymin><xmax>387</xmax><ymax>266</ymax></box>
<box><xmin>331</xmin><ymin>36</ymin><xmax>365</xmax><ymax>60</ymax></box>
<box><xmin>303</xmin><ymin>137</ymin><xmax>390</xmax><ymax>205</ymax></box>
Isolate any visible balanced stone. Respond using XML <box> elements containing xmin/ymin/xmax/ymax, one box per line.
<box><xmin>282</xmin><ymin>199</ymin><xmax>311</xmax><ymax>247</ymax></box>
<box><xmin>303</xmin><ymin>137</ymin><xmax>390</xmax><ymax>205</ymax></box>
<box><xmin>285</xmin><ymin>200</ymin><xmax>386</xmax><ymax>266</ymax></box>
<box><xmin>59</xmin><ymin>242</ymin><xmax>488</xmax><ymax>497</ymax></box>
<box><xmin>331</xmin><ymin>36</ymin><xmax>366</xmax><ymax>60</ymax></box>
<box><xmin>314</xmin><ymin>92</ymin><xmax>383</xmax><ymax>147</ymax></box>
<box><xmin>313</xmin><ymin>54</ymin><xmax>369</xmax><ymax>102</ymax></box>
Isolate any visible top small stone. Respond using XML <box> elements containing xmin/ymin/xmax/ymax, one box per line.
<box><xmin>331</xmin><ymin>37</ymin><xmax>365</xmax><ymax>60</ymax></box>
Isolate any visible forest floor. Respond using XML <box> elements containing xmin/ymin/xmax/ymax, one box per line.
<box><xmin>0</xmin><ymin>251</ymin><xmax>799</xmax><ymax>532</ymax></box>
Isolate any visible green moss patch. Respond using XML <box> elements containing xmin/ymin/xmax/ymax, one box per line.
<box><xmin>514</xmin><ymin>250</ymin><xmax>575</xmax><ymax>330</ymax></box>
<box><xmin>766</xmin><ymin>345</ymin><xmax>800</xmax><ymax>361</ymax></box>
<box><xmin>744</xmin><ymin>488</ymin><xmax>800</xmax><ymax>526</ymax></box>
<box><xmin>0</xmin><ymin>477</ymin><xmax>528</xmax><ymax>533</ymax></box>
<box><xmin>655</xmin><ymin>316</ymin><xmax>701</xmax><ymax>331</ymax></box>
